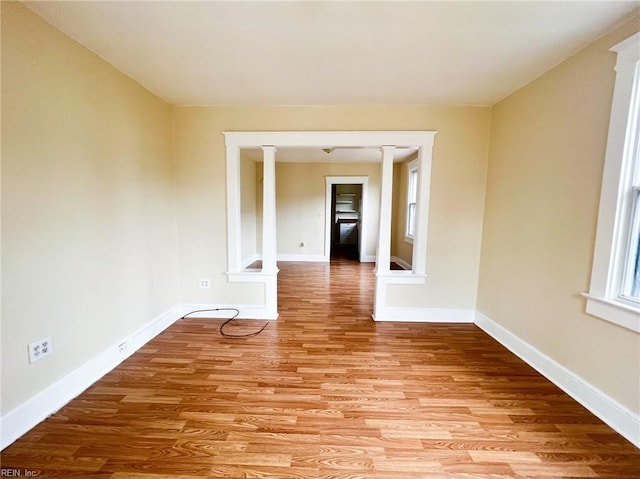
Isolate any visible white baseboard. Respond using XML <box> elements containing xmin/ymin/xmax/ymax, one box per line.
<box><xmin>179</xmin><ymin>303</ymin><xmax>277</xmax><ymax>320</ymax></box>
<box><xmin>246</xmin><ymin>253</ymin><xmax>377</xmax><ymax>264</ymax></box>
<box><xmin>0</xmin><ymin>304</ymin><xmax>184</xmax><ymax>450</ymax></box>
<box><xmin>390</xmin><ymin>256</ymin><xmax>411</xmax><ymax>270</ymax></box>
<box><xmin>373</xmin><ymin>307</ymin><xmax>474</xmax><ymax>323</ymax></box>
<box><xmin>474</xmin><ymin>311</ymin><xmax>640</xmax><ymax>448</ymax></box>
<box><xmin>276</xmin><ymin>254</ymin><xmax>327</xmax><ymax>262</ymax></box>
<box><xmin>5</xmin><ymin>304</ymin><xmax>636</xmax><ymax>452</ymax></box>
<box><xmin>242</xmin><ymin>253</ymin><xmax>328</xmax><ymax>265</ymax></box>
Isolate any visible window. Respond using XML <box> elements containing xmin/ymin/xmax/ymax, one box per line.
<box><xmin>621</xmin><ymin>104</ymin><xmax>640</xmax><ymax>302</ymax></box>
<box><xmin>584</xmin><ymin>33</ymin><xmax>640</xmax><ymax>333</ymax></box>
<box><xmin>405</xmin><ymin>159</ymin><xmax>418</xmax><ymax>242</ymax></box>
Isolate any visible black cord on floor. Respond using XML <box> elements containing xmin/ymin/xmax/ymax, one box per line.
<box><xmin>180</xmin><ymin>308</ymin><xmax>269</xmax><ymax>338</ymax></box>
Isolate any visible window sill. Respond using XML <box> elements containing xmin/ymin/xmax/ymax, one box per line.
<box><xmin>404</xmin><ymin>236</ymin><xmax>414</xmax><ymax>245</ymax></box>
<box><xmin>582</xmin><ymin>293</ymin><xmax>640</xmax><ymax>333</ymax></box>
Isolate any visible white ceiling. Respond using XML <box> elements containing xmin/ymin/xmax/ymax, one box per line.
<box><xmin>25</xmin><ymin>1</ymin><xmax>639</xmax><ymax>107</ymax></box>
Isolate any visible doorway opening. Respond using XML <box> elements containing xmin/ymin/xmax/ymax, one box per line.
<box><xmin>324</xmin><ymin>175</ymin><xmax>369</xmax><ymax>264</ymax></box>
<box><xmin>330</xmin><ymin>183</ymin><xmax>362</xmax><ymax>261</ymax></box>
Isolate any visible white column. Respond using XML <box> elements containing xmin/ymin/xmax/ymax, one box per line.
<box><xmin>261</xmin><ymin>146</ymin><xmax>278</xmax><ymax>274</ymax></box>
<box><xmin>375</xmin><ymin>145</ymin><xmax>395</xmax><ymax>275</ymax></box>
<box><xmin>373</xmin><ymin>145</ymin><xmax>395</xmax><ymax>320</ymax></box>
<box><xmin>225</xmin><ymin>144</ymin><xmax>242</xmax><ymax>272</ymax></box>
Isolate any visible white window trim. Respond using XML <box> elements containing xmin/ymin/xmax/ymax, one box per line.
<box><xmin>584</xmin><ymin>32</ymin><xmax>640</xmax><ymax>333</ymax></box>
<box><xmin>404</xmin><ymin>158</ymin><xmax>419</xmax><ymax>244</ymax></box>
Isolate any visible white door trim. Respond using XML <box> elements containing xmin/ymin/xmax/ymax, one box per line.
<box><xmin>324</xmin><ymin>176</ymin><xmax>369</xmax><ymax>263</ymax></box>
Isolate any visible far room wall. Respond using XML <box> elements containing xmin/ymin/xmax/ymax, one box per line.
<box><xmin>247</xmin><ymin>156</ymin><xmax>416</xmax><ymax>266</ymax></box>
<box><xmin>275</xmin><ymin>162</ymin><xmax>381</xmax><ymax>260</ymax></box>
<box><xmin>239</xmin><ymin>157</ymin><xmax>383</xmax><ymax>265</ymax></box>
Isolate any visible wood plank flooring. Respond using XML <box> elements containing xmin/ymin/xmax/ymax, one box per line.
<box><xmin>2</xmin><ymin>260</ymin><xmax>639</xmax><ymax>478</ymax></box>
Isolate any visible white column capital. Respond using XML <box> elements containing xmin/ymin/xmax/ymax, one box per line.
<box><xmin>261</xmin><ymin>145</ymin><xmax>277</xmax><ymax>153</ymax></box>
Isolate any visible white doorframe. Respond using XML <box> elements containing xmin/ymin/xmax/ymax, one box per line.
<box><xmin>324</xmin><ymin>176</ymin><xmax>370</xmax><ymax>263</ymax></box>
<box><xmin>224</xmin><ymin>131</ymin><xmax>436</xmax><ymax>321</ymax></box>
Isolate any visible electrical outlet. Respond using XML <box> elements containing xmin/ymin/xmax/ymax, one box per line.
<box><xmin>28</xmin><ymin>336</ymin><xmax>52</xmax><ymax>364</ymax></box>
<box><xmin>199</xmin><ymin>278</ymin><xmax>211</xmax><ymax>289</ymax></box>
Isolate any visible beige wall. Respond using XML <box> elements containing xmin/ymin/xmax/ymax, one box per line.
<box><xmin>251</xmin><ymin>160</ymin><xmax>382</xmax><ymax>260</ymax></box>
<box><xmin>477</xmin><ymin>16</ymin><xmax>640</xmax><ymax>412</ymax></box>
<box><xmin>391</xmin><ymin>158</ymin><xmax>415</xmax><ymax>267</ymax></box>
<box><xmin>172</xmin><ymin>106</ymin><xmax>491</xmax><ymax>310</ymax></box>
<box><xmin>240</xmin><ymin>156</ymin><xmax>258</xmax><ymax>265</ymax></box>
<box><xmin>1</xmin><ymin>3</ymin><xmax>180</xmax><ymax>414</ymax></box>
<box><xmin>275</xmin><ymin>162</ymin><xmax>381</xmax><ymax>258</ymax></box>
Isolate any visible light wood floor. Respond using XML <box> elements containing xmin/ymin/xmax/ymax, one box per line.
<box><xmin>2</xmin><ymin>260</ymin><xmax>639</xmax><ymax>478</ymax></box>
